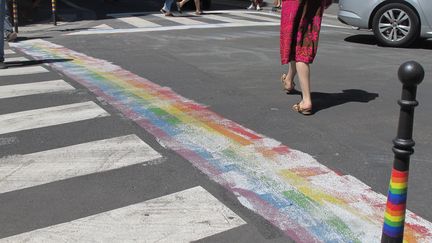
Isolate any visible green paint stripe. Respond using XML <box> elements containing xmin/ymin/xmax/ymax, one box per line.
<box><xmin>283</xmin><ymin>190</ymin><xmax>360</xmax><ymax>242</ymax></box>
<box><xmin>385</xmin><ymin>218</ymin><xmax>404</xmax><ymax>227</ymax></box>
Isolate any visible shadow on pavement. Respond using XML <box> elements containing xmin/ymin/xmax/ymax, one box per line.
<box><xmin>344</xmin><ymin>34</ymin><xmax>432</xmax><ymax>50</ymax></box>
<box><xmin>5</xmin><ymin>59</ymin><xmax>73</xmax><ymax>68</ymax></box>
<box><xmin>312</xmin><ymin>89</ymin><xmax>379</xmax><ymax>113</ymax></box>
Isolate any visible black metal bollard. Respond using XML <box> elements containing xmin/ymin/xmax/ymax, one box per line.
<box><xmin>51</xmin><ymin>0</ymin><xmax>57</xmax><ymax>26</ymax></box>
<box><xmin>12</xmin><ymin>0</ymin><xmax>18</xmax><ymax>33</ymax></box>
<box><xmin>381</xmin><ymin>61</ymin><xmax>425</xmax><ymax>243</ymax></box>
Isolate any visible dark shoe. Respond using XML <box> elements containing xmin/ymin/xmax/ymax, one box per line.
<box><xmin>160</xmin><ymin>8</ymin><xmax>174</xmax><ymax>16</ymax></box>
<box><xmin>6</xmin><ymin>32</ymin><xmax>18</xmax><ymax>42</ymax></box>
<box><xmin>0</xmin><ymin>61</ymin><xmax>6</xmax><ymax>69</ymax></box>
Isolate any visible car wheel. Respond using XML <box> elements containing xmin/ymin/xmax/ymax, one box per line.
<box><xmin>372</xmin><ymin>3</ymin><xmax>420</xmax><ymax>47</ymax></box>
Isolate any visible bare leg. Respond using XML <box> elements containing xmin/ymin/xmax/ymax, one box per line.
<box><xmin>178</xmin><ymin>0</ymin><xmax>189</xmax><ymax>8</ymax></box>
<box><xmin>282</xmin><ymin>61</ymin><xmax>296</xmax><ymax>90</ymax></box>
<box><xmin>194</xmin><ymin>0</ymin><xmax>202</xmax><ymax>14</ymax></box>
<box><xmin>295</xmin><ymin>62</ymin><xmax>312</xmax><ymax>109</ymax></box>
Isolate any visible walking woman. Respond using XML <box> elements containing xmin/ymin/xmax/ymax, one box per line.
<box><xmin>280</xmin><ymin>0</ymin><xmax>332</xmax><ymax>115</ymax></box>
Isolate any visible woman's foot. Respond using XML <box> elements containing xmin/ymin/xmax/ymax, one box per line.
<box><xmin>292</xmin><ymin>102</ymin><xmax>313</xmax><ymax>115</ymax></box>
<box><xmin>281</xmin><ymin>74</ymin><xmax>295</xmax><ymax>93</ymax></box>
<box><xmin>195</xmin><ymin>11</ymin><xmax>203</xmax><ymax>15</ymax></box>
<box><xmin>247</xmin><ymin>3</ymin><xmax>255</xmax><ymax>10</ymax></box>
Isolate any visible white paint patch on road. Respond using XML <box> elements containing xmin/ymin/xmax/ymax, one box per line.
<box><xmin>2</xmin><ymin>186</ymin><xmax>246</xmax><ymax>242</ymax></box>
<box><xmin>0</xmin><ymin>66</ymin><xmax>49</xmax><ymax>77</ymax></box>
<box><xmin>0</xmin><ymin>101</ymin><xmax>109</xmax><ymax>135</ymax></box>
<box><xmin>0</xmin><ymin>135</ymin><xmax>162</xmax><ymax>193</ymax></box>
<box><xmin>5</xmin><ymin>57</ymin><xmax>29</xmax><ymax>62</ymax></box>
<box><xmin>0</xmin><ymin>80</ymin><xmax>75</xmax><ymax>99</ymax></box>
<box><xmin>117</xmin><ymin>16</ymin><xmax>161</xmax><ymax>28</ymax></box>
<box><xmin>4</xmin><ymin>49</ymin><xmax>15</xmax><ymax>55</ymax></box>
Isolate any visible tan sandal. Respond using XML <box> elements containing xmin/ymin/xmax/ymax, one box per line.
<box><xmin>281</xmin><ymin>73</ymin><xmax>295</xmax><ymax>93</ymax></box>
<box><xmin>292</xmin><ymin>102</ymin><xmax>313</xmax><ymax>115</ymax></box>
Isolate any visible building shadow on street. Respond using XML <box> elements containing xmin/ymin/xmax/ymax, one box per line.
<box><xmin>5</xmin><ymin>59</ymin><xmax>73</xmax><ymax>68</ymax></box>
<box><xmin>344</xmin><ymin>34</ymin><xmax>432</xmax><ymax>50</ymax></box>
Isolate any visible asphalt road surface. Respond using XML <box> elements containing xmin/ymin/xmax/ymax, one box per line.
<box><xmin>1</xmin><ymin>1</ymin><xmax>432</xmax><ymax>242</ymax></box>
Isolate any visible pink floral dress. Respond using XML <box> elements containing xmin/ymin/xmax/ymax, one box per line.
<box><xmin>280</xmin><ymin>0</ymin><xmax>331</xmax><ymax>64</ymax></box>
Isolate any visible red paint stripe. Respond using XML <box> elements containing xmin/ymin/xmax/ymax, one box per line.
<box><xmin>386</xmin><ymin>201</ymin><xmax>406</xmax><ymax>211</ymax></box>
<box><xmin>386</xmin><ymin>208</ymin><xmax>405</xmax><ymax>217</ymax></box>
<box><xmin>391</xmin><ymin>169</ymin><xmax>409</xmax><ymax>178</ymax></box>
<box><xmin>272</xmin><ymin>146</ymin><xmax>290</xmax><ymax>155</ymax></box>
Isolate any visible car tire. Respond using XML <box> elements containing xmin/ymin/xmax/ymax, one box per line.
<box><xmin>372</xmin><ymin>3</ymin><xmax>420</xmax><ymax>47</ymax></box>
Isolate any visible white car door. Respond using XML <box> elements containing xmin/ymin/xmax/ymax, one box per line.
<box><xmin>418</xmin><ymin>0</ymin><xmax>432</xmax><ymax>28</ymax></box>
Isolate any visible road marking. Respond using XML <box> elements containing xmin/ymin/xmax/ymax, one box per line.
<box><xmin>2</xmin><ymin>186</ymin><xmax>245</xmax><ymax>242</ymax></box>
<box><xmin>12</xmin><ymin>39</ymin><xmax>432</xmax><ymax>242</ymax></box>
<box><xmin>0</xmin><ymin>135</ymin><xmax>162</xmax><ymax>194</ymax></box>
<box><xmin>0</xmin><ymin>101</ymin><xmax>109</xmax><ymax>135</ymax></box>
<box><xmin>4</xmin><ymin>49</ymin><xmax>15</xmax><ymax>55</ymax></box>
<box><xmin>0</xmin><ymin>65</ymin><xmax>49</xmax><ymax>77</ymax></box>
<box><xmin>229</xmin><ymin>12</ymin><xmax>279</xmax><ymax>23</ymax></box>
<box><xmin>201</xmin><ymin>14</ymin><xmax>250</xmax><ymax>24</ymax></box>
<box><xmin>67</xmin><ymin>22</ymin><xmax>278</xmax><ymax>35</ymax></box>
<box><xmin>117</xmin><ymin>16</ymin><xmax>161</xmax><ymax>28</ymax></box>
<box><xmin>153</xmin><ymin>14</ymin><xmax>206</xmax><ymax>25</ymax></box>
<box><xmin>5</xmin><ymin>57</ymin><xmax>29</xmax><ymax>62</ymax></box>
<box><xmin>93</xmin><ymin>24</ymin><xmax>114</xmax><ymax>30</ymax></box>
<box><xmin>0</xmin><ymin>80</ymin><xmax>75</xmax><ymax>99</ymax></box>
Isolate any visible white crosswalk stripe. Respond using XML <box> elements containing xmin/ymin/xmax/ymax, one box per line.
<box><xmin>0</xmin><ymin>65</ymin><xmax>49</xmax><ymax>77</ymax></box>
<box><xmin>5</xmin><ymin>57</ymin><xmax>29</xmax><ymax>62</ymax></box>
<box><xmin>2</xmin><ymin>186</ymin><xmax>246</xmax><ymax>242</ymax></box>
<box><xmin>0</xmin><ymin>80</ymin><xmax>75</xmax><ymax>99</ymax></box>
<box><xmin>69</xmin><ymin>10</ymin><xmax>283</xmax><ymax>35</ymax></box>
<box><xmin>4</xmin><ymin>49</ymin><xmax>15</xmax><ymax>55</ymax></box>
<box><xmin>153</xmin><ymin>14</ymin><xmax>207</xmax><ymax>25</ymax></box>
<box><xmin>201</xmin><ymin>14</ymin><xmax>250</xmax><ymax>24</ymax></box>
<box><xmin>229</xmin><ymin>12</ymin><xmax>279</xmax><ymax>23</ymax></box>
<box><xmin>0</xmin><ymin>134</ymin><xmax>162</xmax><ymax>194</ymax></box>
<box><xmin>0</xmin><ymin>52</ymin><xmax>247</xmax><ymax>242</ymax></box>
<box><xmin>0</xmin><ymin>101</ymin><xmax>109</xmax><ymax>135</ymax></box>
<box><xmin>118</xmin><ymin>16</ymin><xmax>162</xmax><ymax>28</ymax></box>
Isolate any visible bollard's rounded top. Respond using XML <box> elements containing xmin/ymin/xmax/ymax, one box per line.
<box><xmin>398</xmin><ymin>61</ymin><xmax>425</xmax><ymax>86</ymax></box>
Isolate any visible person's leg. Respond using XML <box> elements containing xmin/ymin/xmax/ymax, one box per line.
<box><xmin>0</xmin><ymin>0</ymin><xmax>6</xmax><ymax>66</ymax></box>
<box><xmin>194</xmin><ymin>0</ymin><xmax>201</xmax><ymax>14</ymax></box>
<box><xmin>282</xmin><ymin>61</ymin><xmax>296</xmax><ymax>91</ymax></box>
<box><xmin>178</xmin><ymin>0</ymin><xmax>189</xmax><ymax>8</ymax></box>
<box><xmin>295</xmin><ymin>62</ymin><xmax>312</xmax><ymax>109</ymax></box>
<box><xmin>161</xmin><ymin>0</ymin><xmax>175</xmax><ymax>14</ymax></box>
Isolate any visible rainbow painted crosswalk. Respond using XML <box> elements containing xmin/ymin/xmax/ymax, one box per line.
<box><xmin>11</xmin><ymin>39</ymin><xmax>432</xmax><ymax>242</ymax></box>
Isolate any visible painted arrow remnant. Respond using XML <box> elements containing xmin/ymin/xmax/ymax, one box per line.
<box><xmin>11</xmin><ymin>39</ymin><xmax>432</xmax><ymax>242</ymax></box>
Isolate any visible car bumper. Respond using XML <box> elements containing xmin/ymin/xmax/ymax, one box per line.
<box><xmin>338</xmin><ymin>10</ymin><xmax>367</xmax><ymax>28</ymax></box>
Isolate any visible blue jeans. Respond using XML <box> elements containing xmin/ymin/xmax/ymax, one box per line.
<box><xmin>4</xmin><ymin>3</ymin><xmax>13</xmax><ymax>37</ymax></box>
<box><xmin>0</xmin><ymin>0</ymin><xmax>5</xmax><ymax>62</ymax></box>
<box><xmin>162</xmin><ymin>0</ymin><xmax>174</xmax><ymax>12</ymax></box>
